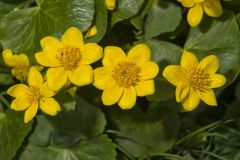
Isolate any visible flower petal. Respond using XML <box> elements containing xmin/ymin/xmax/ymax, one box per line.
<box><xmin>182</xmin><ymin>88</ymin><xmax>200</xmax><ymax>111</ymax></box>
<box><xmin>2</xmin><ymin>49</ymin><xmax>30</xmax><ymax>67</ymax></box>
<box><xmin>15</xmin><ymin>54</ymin><xmax>30</xmax><ymax>67</ymax></box>
<box><xmin>40</xmin><ymin>83</ymin><xmax>55</xmax><ymax>97</ymax></box>
<box><xmin>139</xmin><ymin>61</ymin><xmax>159</xmax><ymax>80</ymax></box>
<box><xmin>203</xmin><ymin>0</ymin><xmax>222</xmax><ymax>17</ymax></box>
<box><xmin>102</xmin><ymin>85</ymin><xmax>123</xmax><ymax>106</ymax></box>
<box><xmin>35</xmin><ymin>51</ymin><xmax>60</xmax><ymax>67</ymax></box>
<box><xmin>181</xmin><ymin>50</ymin><xmax>199</xmax><ymax>69</ymax></box>
<box><xmin>187</xmin><ymin>3</ymin><xmax>203</xmax><ymax>27</ymax></box>
<box><xmin>199</xmin><ymin>55</ymin><xmax>219</xmax><ymax>74</ymax></box>
<box><xmin>178</xmin><ymin>0</ymin><xmax>195</xmax><ymax>7</ymax></box>
<box><xmin>40</xmin><ymin>36</ymin><xmax>62</xmax><ymax>57</ymax></box>
<box><xmin>40</xmin><ymin>97</ymin><xmax>61</xmax><ymax>116</ymax></box>
<box><xmin>93</xmin><ymin>67</ymin><xmax>114</xmax><ymax>90</ymax></box>
<box><xmin>46</xmin><ymin>67</ymin><xmax>68</xmax><ymax>91</ymax></box>
<box><xmin>11</xmin><ymin>96</ymin><xmax>31</xmax><ymax>111</ymax></box>
<box><xmin>62</xmin><ymin>27</ymin><xmax>84</xmax><ymax>49</ymax></box>
<box><xmin>163</xmin><ymin>65</ymin><xmax>187</xmax><ymax>86</ymax></box>
<box><xmin>210</xmin><ymin>74</ymin><xmax>226</xmax><ymax>88</ymax></box>
<box><xmin>28</xmin><ymin>67</ymin><xmax>43</xmax><ymax>87</ymax></box>
<box><xmin>118</xmin><ymin>87</ymin><xmax>136</xmax><ymax>109</ymax></box>
<box><xmin>198</xmin><ymin>89</ymin><xmax>217</xmax><ymax>106</ymax></box>
<box><xmin>2</xmin><ymin>49</ymin><xmax>16</xmax><ymax>67</ymax></box>
<box><xmin>127</xmin><ymin>44</ymin><xmax>151</xmax><ymax>63</ymax></box>
<box><xmin>85</xmin><ymin>25</ymin><xmax>97</xmax><ymax>38</ymax></box>
<box><xmin>135</xmin><ymin>80</ymin><xmax>155</xmax><ymax>97</ymax></box>
<box><xmin>105</xmin><ymin>0</ymin><xmax>116</xmax><ymax>10</ymax></box>
<box><xmin>24</xmin><ymin>101</ymin><xmax>38</xmax><ymax>123</ymax></box>
<box><xmin>68</xmin><ymin>64</ymin><xmax>93</xmax><ymax>86</ymax></box>
<box><xmin>176</xmin><ymin>83</ymin><xmax>190</xmax><ymax>102</ymax></box>
<box><xmin>7</xmin><ymin>84</ymin><xmax>29</xmax><ymax>97</ymax></box>
<box><xmin>80</xmin><ymin>43</ymin><xmax>103</xmax><ymax>64</ymax></box>
<box><xmin>103</xmin><ymin>46</ymin><xmax>126</xmax><ymax>66</ymax></box>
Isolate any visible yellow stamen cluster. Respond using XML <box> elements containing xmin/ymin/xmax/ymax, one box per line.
<box><xmin>57</xmin><ymin>46</ymin><xmax>81</xmax><ymax>71</ymax></box>
<box><xmin>188</xmin><ymin>68</ymin><xmax>212</xmax><ymax>92</ymax></box>
<box><xmin>27</xmin><ymin>86</ymin><xmax>41</xmax><ymax>102</ymax></box>
<box><xmin>12</xmin><ymin>66</ymin><xmax>29</xmax><ymax>80</ymax></box>
<box><xmin>112</xmin><ymin>61</ymin><xmax>141</xmax><ymax>88</ymax></box>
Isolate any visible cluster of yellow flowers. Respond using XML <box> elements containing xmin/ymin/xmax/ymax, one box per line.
<box><xmin>2</xmin><ymin>27</ymin><xmax>226</xmax><ymax>123</ymax></box>
<box><xmin>1</xmin><ymin>0</ymin><xmax>226</xmax><ymax>123</ymax></box>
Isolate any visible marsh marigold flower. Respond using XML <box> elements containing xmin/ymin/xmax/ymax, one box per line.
<box><xmin>93</xmin><ymin>44</ymin><xmax>159</xmax><ymax>109</ymax></box>
<box><xmin>178</xmin><ymin>0</ymin><xmax>223</xmax><ymax>27</ymax></box>
<box><xmin>7</xmin><ymin>67</ymin><xmax>61</xmax><ymax>123</ymax></box>
<box><xmin>105</xmin><ymin>0</ymin><xmax>116</xmax><ymax>10</ymax></box>
<box><xmin>2</xmin><ymin>49</ymin><xmax>30</xmax><ymax>80</ymax></box>
<box><xmin>35</xmin><ymin>27</ymin><xmax>103</xmax><ymax>91</ymax></box>
<box><xmin>163</xmin><ymin>51</ymin><xmax>226</xmax><ymax>111</ymax></box>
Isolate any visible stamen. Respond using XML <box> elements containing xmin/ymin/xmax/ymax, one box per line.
<box><xmin>27</xmin><ymin>86</ymin><xmax>41</xmax><ymax>103</ymax></box>
<box><xmin>56</xmin><ymin>46</ymin><xmax>81</xmax><ymax>71</ymax></box>
<box><xmin>112</xmin><ymin>61</ymin><xmax>141</xmax><ymax>88</ymax></box>
<box><xmin>12</xmin><ymin>66</ymin><xmax>29</xmax><ymax>80</ymax></box>
<box><xmin>188</xmin><ymin>68</ymin><xmax>212</xmax><ymax>92</ymax></box>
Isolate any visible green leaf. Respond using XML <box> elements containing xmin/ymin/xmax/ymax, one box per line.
<box><xmin>29</xmin><ymin>115</ymin><xmax>54</xmax><ymax>147</ymax></box>
<box><xmin>146</xmin><ymin>39</ymin><xmax>182</xmax><ymax>70</ymax></box>
<box><xmin>29</xmin><ymin>116</ymin><xmax>80</xmax><ymax>148</ymax></box>
<box><xmin>49</xmin><ymin>96</ymin><xmax>106</xmax><ymax>139</ymax></box>
<box><xmin>0</xmin><ymin>0</ymin><xmax>32</xmax><ymax>21</ymax></box>
<box><xmin>20</xmin><ymin>135</ymin><xmax>117</xmax><ymax>160</ymax></box>
<box><xmin>0</xmin><ymin>0</ymin><xmax>95</xmax><ymax>61</ymax></box>
<box><xmin>0</xmin><ymin>110</ymin><xmax>32</xmax><ymax>160</ymax></box>
<box><xmin>51</xmin><ymin>130</ymin><xmax>81</xmax><ymax>148</ymax></box>
<box><xmin>130</xmin><ymin>0</ymin><xmax>152</xmax><ymax>31</ymax></box>
<box><xmin>111</xmin><ymin>0</ymin><xmax>144</xmax><ymax>26</ymax></box>
<box><xmin>141</xmin><ymin>0</ymin><xmax>182</xmax><ymax>40</ymax></box>
<box><xmin>184</xmin><ymin>11</ymin><xmax>240</xmax><ymax>85</ymax></box>
<box><xmin>85</xmin><ymin>0</ymin><xmax>107</xmax><ymax>43</ymax></box>
<box><xmin>0</xmin><ymin>1</ymin><xmax>17</xmax><ymax>21</ymax></box>
<box><xmin>108</xmin><ymin>102</ymin><xmax>179</xmax><ymax>158</ymax></box>
<box><xmin>237</xmin><ymin>13</ymin><xmax>240</xmax><ymax>26</ymax></box>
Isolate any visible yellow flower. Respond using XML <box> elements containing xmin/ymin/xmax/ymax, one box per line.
<box><xmin>93</xmin><ymin>44</ymin><xmax>159</xmax><ymax>109</ymax></box>
<box><xmin>163</xmin><ymin>51</ymin><xmax>226</xmax><ymax>111</ymax></box>
<box><xmin>35</xmin><ymin>27</ymin><xmax>103</xmax><ymax>91</ymax></box>
<box><xmin>178</xmin><ymin>0</ymin><xmax>223</xmax><ymax>27</ymax></box>
<box><xmin>7</xmin><ymin>67</ymin><xmax>61</xmax><ymax>123</ymax></box>
<box><xmin>2</xmin><ymin>49</ymin><xmax>30</xmax><ymax>80</ymax></box>
<box><xmin>105</xmin><ymin>0</ymin><xmax>116</xmax><ymax>10</ymax></box>
<box><xmin>85</xmin><ymin>26</ymin><xmax>97</xmax><ymax>38</ymax></box>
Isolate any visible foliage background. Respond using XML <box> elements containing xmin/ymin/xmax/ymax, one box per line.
<box><xmin>0</xmin><ymin>0</ymin><xmax>240</xmax><ymax>159</ymax></box>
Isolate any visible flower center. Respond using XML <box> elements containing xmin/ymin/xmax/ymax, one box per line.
<box><xmin>112</xmin><ymin>61</ymin><xmax>141</xmax><ymax>88</ymax></box>
<box><xmin>12</xmin><ymin>66</ymin><xmax>29</xmax><ymax>80</ymax></box>
<box><xmin>188</xmin><ymin>68</ymin><xmax>212</xmax><ymax>92</ymax></box>
<box><xmin>28</xmin><ymin>86</ymin><xmax>41</xmax><ymax>103</ymax></box>
<box><xmin>56</xmin><ymin>46</ymin><xmax>81</xmax><ymax>71</ymax></box>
